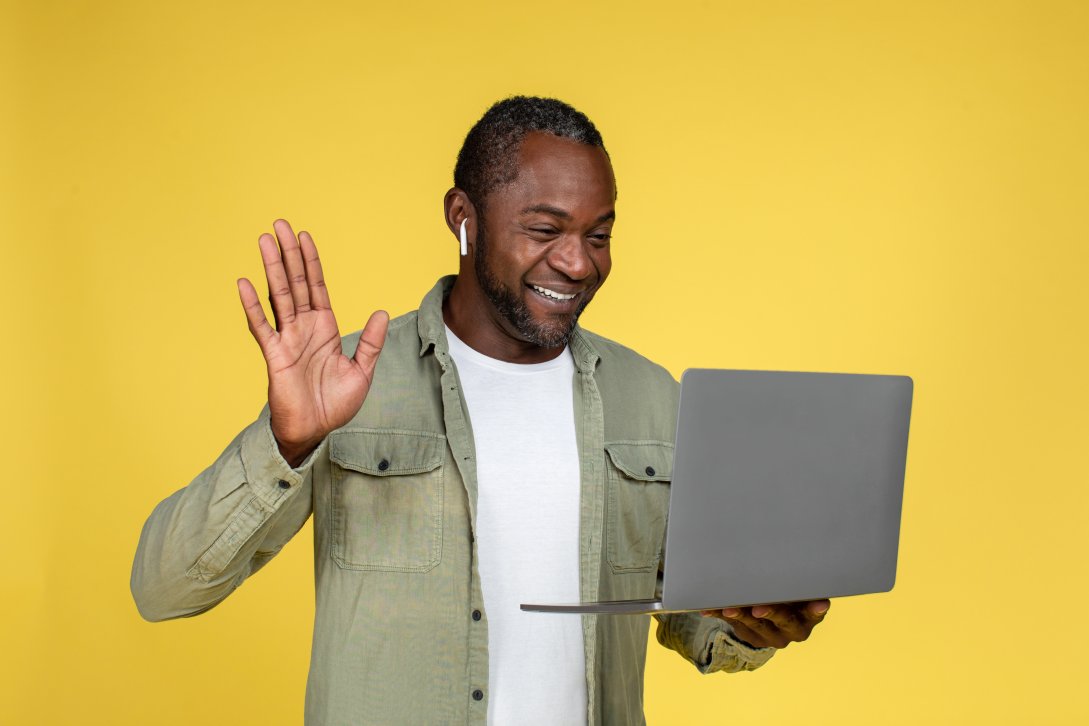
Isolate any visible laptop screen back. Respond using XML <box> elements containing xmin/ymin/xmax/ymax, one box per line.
<box><xmin>661</xmin><ymin>369</ymin><xmax>913</xmax><ymax>611</ymax></box>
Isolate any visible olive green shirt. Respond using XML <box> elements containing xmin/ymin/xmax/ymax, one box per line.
<box><xmin>131</xmin><ymin>276</ymin><xmax>774</xmax><ymax>726</ymax></box>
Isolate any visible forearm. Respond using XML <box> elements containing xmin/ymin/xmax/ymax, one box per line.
<box><xmin>130</xmin><ymin>407</ymin><xmax>319</xmax><ymax>621</ymax></box>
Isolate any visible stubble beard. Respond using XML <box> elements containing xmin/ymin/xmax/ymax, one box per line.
<box><xmin>473</xmin><ymin>225</ymin><xmax>589</xmax><ymax>349</ymax></box>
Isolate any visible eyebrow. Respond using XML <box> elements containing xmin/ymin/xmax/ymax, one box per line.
<box><xmin>519</xmin><ymin>204</ymin><xmax>615</xmax><ymax>224</ymax></box>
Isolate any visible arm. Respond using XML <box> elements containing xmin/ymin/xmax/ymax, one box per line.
<box><xmin>131</xmin><ymin>219</ymin><xmax>387</xmax><ymax>621</ymax></box>
<box><xmin>130</xmin><ymin>406</ymin><xmax>318</xmax><ymax>621</ymax></box>
<box><xmin>654</xmin><ymin>578</ymin><xmax>831</xmax><ymax>670</ymax></box>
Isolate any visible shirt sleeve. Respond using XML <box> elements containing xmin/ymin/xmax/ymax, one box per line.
<box><xmin>130</xmin><ymin>405</ymin><xmax>322</xmax><ymax>621</ymax></box>
<box><xmin>654</xmin><ymin>611</ymin><xmax>776</xmax><ymax>673</ymax></box>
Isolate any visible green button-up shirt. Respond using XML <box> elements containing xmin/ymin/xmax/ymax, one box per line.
<box><xmin>131</xmin><ymin>276</ymin><xmax>774</xmax><ymax>725</ymax></box>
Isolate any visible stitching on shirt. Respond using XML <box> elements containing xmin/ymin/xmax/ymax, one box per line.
<box><xmin>603</xmin><ymin>439</ymin><xmax>674</xmax><ymax>448</ymax></box>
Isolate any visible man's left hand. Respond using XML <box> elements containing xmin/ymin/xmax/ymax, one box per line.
<box><xmin>700</xmin><ymin>600</ymin><xmax>830</xmax><ymax>649</ymax></box>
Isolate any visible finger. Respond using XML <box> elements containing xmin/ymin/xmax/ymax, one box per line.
<box><xmin>237</xmin><ymin>277</ymin><xmax>276</xmax><ymax>350</ymax></box>
<box><xmin>698</xmin><ymin>606</ymin><xmax>745</xmax><ymax>621</ymax></box>
<box><xmin>804</xmin><ymin>599</ymin><xmax>831</xmax><ymax>622</ymax></box>
<box><xmin>298</xmin><ymin>230</ymin><xmax>331</xmax><ymax>311</ymax></box>
<box><xmin>273</xmin><ymin>219</ymin><xmax>311</xmax><ymax>314</ymax></box>
<box><xmin>352</xmin><ymin>310</ymin><xmax>390</xmax><ymax>383</ymax></box>
<box><xmin>704</xmin><ymin>607</ymin><xmax>777</xmax><ymax>649</ymax></box>
<box><xmin>751</xmin><ymin>604</ymin><xmax>802</xmax><ymax>632</ymax></box>
<box><xmin>725</xmin><ymin>607</ymin><xmax>790</xmax><ymax>648</ymax></box>
<box><xmin>259</xmin><ymin>232</ymin><xmax>294</xmax><ymax>327</ymax></box>
<box><xmin>701</xmin><ymin>609</ymin><xmax>732</xmax><ymax>620</ymax></box>
<box><xmin>752</xmin><ymin>601</ymin><xmax>830</xmax><ymax>643</ymax></box>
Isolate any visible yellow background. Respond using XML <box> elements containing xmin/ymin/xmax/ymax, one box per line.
<box><xmin>4</xmin><ymin>0</ymin><xmax>1087</xmax><ymax>723</ymax></box>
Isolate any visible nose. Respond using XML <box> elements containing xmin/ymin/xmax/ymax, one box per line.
<box><xmin>548</xmin><ymin>233</ymin><xmax>595</xmax><ymax>281</ymax></box>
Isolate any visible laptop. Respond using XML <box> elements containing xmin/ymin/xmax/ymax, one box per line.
<box><xmin>522</xmin><ymin>369</ymin><xmax>913</xmax><ymax>614</ymax></box>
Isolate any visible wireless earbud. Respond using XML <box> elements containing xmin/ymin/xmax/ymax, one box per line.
<box><xmin>459</xmin><ymin>219</ymin><xmax>468</xmax><ymax>256</ymax></box>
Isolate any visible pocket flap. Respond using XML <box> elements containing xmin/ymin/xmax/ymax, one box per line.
<box><xmin>604</xmin><ymin>441</ymin><xmax>674</xmax><ymax>481</ymax></box>
<box><xmin>329</xmin><ymin>429</ymin><xmax>446</xmax><ymax>476</ymax></box>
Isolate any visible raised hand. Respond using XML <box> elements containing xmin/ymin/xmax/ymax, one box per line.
<box><xmin>236</xmin><ymin>219</ymin><xmax>389</xmax><ymax>467</ymax></box>
<box><xmin>700</xmin><ymin>599</ymin><xmax>830</xmax><ymax>649</ymax></box>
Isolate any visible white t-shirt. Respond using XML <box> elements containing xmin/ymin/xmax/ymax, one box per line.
<box><xmin>445</xmin><ymin>326</ymin><xmax>586</xmax><ymax>726</ymax></box>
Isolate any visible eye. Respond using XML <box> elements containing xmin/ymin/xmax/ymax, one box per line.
<box><xmin>526</xmin><ymin>226</ymin><xmax>561</xmax><ymax>242</ymax></box>
<box><xmin>589</xmin><ymin>232</ymin><xmax>612</xmax><ymax>245</ymax></box>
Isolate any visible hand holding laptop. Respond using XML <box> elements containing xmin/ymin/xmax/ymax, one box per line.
<box><xmin>701</xmin><ymin>599</ymin><xmax>831</xmax><ymax>649</ymax></box>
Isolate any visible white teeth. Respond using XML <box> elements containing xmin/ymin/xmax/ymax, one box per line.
<box><xmin>531</xmin><ymin>285</ymin><xmax>576</xmax><ymax>301</ymax></box>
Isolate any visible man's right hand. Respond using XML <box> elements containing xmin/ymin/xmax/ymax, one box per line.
<box><xmin>236</xmin><ymin>219</ymin><xmax>389</xmax><ymax>468</ymax></box>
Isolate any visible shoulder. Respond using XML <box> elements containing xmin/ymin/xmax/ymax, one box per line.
<box><xmin>578</xmin><ymin>328</ymin><xmax>679</xmax><ymax>444</ymax></box>
<box><xmin>579</xmin><ymin>328</ymin><xmax>679</xmax><ymax>396</ymax></box>
<box><xmin>337</xmin><ymin>309</ymin><xmax>444</xmax><ymax>429</ymax></box>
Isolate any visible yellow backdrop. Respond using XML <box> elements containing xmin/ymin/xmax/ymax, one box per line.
<box><xmin>4</xmin><ymin>0</ymin><xmax>1087</xmax><ymax>723</ymax></box>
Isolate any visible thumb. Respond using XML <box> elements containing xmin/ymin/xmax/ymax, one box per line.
<box><xmin>352</xmin><ymin>310</ymin><xmax>389</xmax><ymax>378</ymax></box>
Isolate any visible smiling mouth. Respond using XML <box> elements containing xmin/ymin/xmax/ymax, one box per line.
<box><xmin>529</xmin><ymin>284</ymin><xmax>578</xmax><ymax>301</ymax></box>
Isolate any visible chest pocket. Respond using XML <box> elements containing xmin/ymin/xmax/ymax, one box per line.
<box><xmin>329</xmin><ymin>428</ymin><xmax>445</xmax><ymax>573</ymax></box>
<box><xmin>604</xmin><ymin>441</ymin><xmax>673</xmax><ymax>573</ymax></box>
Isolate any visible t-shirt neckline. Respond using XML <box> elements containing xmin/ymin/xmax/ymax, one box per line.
<box><xmin>444</xmin><ymin>325</ymin><xmax>573</xmax><ymax>374</ymax></box>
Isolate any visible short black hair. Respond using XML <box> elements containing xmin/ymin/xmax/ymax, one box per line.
<box><xmin>454</xmin><ymin>96</ymin><xmax>607</xmax><ymax>213</ymax></box>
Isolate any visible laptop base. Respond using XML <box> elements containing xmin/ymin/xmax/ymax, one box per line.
<box><xmin>521</xmin><ymin>599</ymin><xmax>700</xmax><ymax>615</ymax></box>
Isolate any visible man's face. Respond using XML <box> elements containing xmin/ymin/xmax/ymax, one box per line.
<box><xmin>473</xmin><ymin>132</ymin><xmax>615</xmax><ymax>349</ymax></box>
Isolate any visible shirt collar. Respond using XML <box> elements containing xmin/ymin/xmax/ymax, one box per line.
<box><xmin>416</xmin><ymin>275</ymin><xmax>600</xmax><ymax>374</ymax></box>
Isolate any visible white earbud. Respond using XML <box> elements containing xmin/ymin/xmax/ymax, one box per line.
<box><xmin>459</xmin><ymin>219</ymin><xmax>468</xmax><ymax>256</ymax></box>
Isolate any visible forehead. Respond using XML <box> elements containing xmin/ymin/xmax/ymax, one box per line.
<box><xmin>495</xmin><ymin>132</ymin><xmax>615</xmax><ymax>212</ymax></box>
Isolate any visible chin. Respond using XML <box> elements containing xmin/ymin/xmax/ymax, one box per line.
<box><xmin>520</xmin><ymin>312</ymin><xmax>583</xmax><ymax>349</ymax></box>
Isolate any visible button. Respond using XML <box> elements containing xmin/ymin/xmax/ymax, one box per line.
<box><xmin>472</xmin><ymin>609</ymin><xmax>482</xmax><ymax>621</ymax></box>
<box><xmin>472</xmin><ymin>689</ymin><xmax>484</xmax><ymax>701</ymax></box>
<box><xmin>645</xmin><ymin>466</ymin><xmax>656</xmax><ymax>476</ymax></box>
<box><xmin>277</xmin><ymin>479</ymin><xmax>291</xmax><ymax>489</ymax></box>
<box><xmin>377</xmin><ymin>459</ymin><xmax>390</xmax><ymax>472</ymax></box>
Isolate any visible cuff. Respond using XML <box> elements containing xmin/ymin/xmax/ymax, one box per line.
<box><xmin>699</xmin><ymin>627</ymin><xmax>777</xmax><ymax>674</ymax></box>
<box><xmin>239</xmin><ymin>410</ymin><xmax>324</xmax><ymax>508</ymax></box>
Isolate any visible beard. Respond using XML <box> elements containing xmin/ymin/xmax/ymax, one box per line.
<box><xmin>473</xmin><ymin>225</ymin><xmax>589</xmax><ymax>349</ymax></box>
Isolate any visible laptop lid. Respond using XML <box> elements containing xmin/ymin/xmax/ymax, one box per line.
<box><xmin>660</xmin><ymin>369</ymin><xmax>913</xmax><ymax>611</ymax></box>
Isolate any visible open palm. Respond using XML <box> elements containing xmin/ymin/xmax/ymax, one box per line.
<box><xmin>236</xmin><ymin>219</ymin><xmax>388</xmax><ymax>465</ymax></box>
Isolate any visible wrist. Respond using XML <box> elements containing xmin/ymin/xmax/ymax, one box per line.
<box><xmin>275</xmin><ymin>436</ymin><xmax>322</xmax><ymax>469</ymax></box>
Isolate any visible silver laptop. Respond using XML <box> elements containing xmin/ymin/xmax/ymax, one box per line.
<box><xmin>522</xmin><ymin>369</ymin><xmax>913</xmax><ymax>614</ymax></box>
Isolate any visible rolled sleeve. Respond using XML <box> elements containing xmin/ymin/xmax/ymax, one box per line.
<box><xmin>655</xmin><ymin>612</ymin><xmax>776</xmax><ymax>674</ymax></box>
<box><xmin>699</xmin><ymin>626</ymin><xmax>776</xmax><ymax>673</ymax></box>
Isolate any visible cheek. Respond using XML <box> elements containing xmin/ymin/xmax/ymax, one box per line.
<box><xmin>593</xmin><ymin>250</ymin><xmax>613</xmax><ymax>283</ymax></box>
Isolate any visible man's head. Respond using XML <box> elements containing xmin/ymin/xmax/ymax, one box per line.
<box><xmin>453</xmin><ymin>96</ymin><xmax>608</xmax><ymax>217</ymax></box>
<box><xmin>444</xmin><ymin>97</ymin><xmax>616</xmax><ymax>362</ymax></box>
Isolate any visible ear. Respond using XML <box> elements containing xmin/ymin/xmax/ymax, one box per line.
<box><xmin>444</xmin><ymin>188</ymin><xmax>477</xmax><ymax>245</ymax></box>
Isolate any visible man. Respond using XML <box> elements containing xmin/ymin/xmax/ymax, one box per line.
<box><xmin>131</xmin><ymin>96</ymin><xmax>829</xmax><ymax>725</ymax></box>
